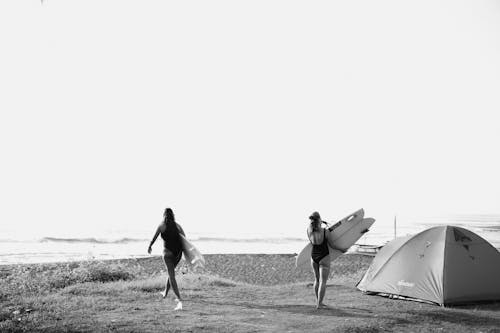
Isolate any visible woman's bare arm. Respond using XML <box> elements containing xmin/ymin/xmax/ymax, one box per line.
<box><xmin>148</xmin><ymin>225</ymin><xmax>161</xmax><ymax>254</ymax></box>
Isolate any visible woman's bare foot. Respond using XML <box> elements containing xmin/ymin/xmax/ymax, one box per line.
<box><xmin>174</xmin><ymin>299</ymin><xmax>183</xmax><ymax>311</ymax></box>
<box><xmin>160</xmin><ymin>289</ymin><xmax>168</xmax><ymax>298</ymax></box>
<box><xmin>316</xmin><ymin>303</ymin><xmax>328</xmax><ymax>309</ymax></box>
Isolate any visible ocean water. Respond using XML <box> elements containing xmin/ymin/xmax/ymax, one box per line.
<box><xmin>1</xmin><ymin>214</ymin><xmax>499</xmax><ymax>265</ymax></box>
<box><xmin>361</xmin><ymin>214</ymin><xmax>500</xmax><ymax>249</ymax></box>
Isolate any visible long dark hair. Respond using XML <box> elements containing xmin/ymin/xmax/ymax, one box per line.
<box><xmin>164</xmin><ymin>208</ymin><xmax>180</xmax><ymax>238</ymax></box>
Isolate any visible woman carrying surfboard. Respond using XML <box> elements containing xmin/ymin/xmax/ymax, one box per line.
<box><xmin>307</xmin><ymin>211</ymin><xmax>330</xmax><ymax>309</ymax></box>
<box><xmin>148</xmin><ymin>208</ymin><xmax>185</xmax><ymax>311</ymax></box>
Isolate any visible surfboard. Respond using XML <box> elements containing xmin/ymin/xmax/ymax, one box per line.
<box><xmin>325</xmin><ymin>209</ymin><xmax>365</xmax><ymax>249</ymax></box>
<box><xmin>180</xmin><ymin>234</ymin><xmax>205</xmax><ymax>266</ymax></box>
<box><xmin>295</xmin><ymin>209</ymin><xmax>375</xmax><ymax>268</ymax></box>
<box><xmin>296</xmin><ymin>209</ymin><xmax>364</xmax><ymax>267</ymax></box>
<box><xmin>329</xmin><ymin>217</ymin><xmax>375</xmax><ymax>251</ymax></box>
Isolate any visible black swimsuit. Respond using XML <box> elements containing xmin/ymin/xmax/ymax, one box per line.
<box><xmin>311</xmin><ymin>229</ymin><xmax>329</xmax><ymax>264</ymax></box>
<box><xmin>161</xmin><ymin>222</ymin><xmax>183</xmax><ymax>265</ymax></box>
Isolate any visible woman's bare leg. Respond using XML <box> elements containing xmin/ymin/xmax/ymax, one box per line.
<box><xmin>311</xmin><ymin>259</ymin><xmax>320</xmax><ymax>301</ymax></box>
<box><xmin>161</xmin><ymin>278</ymin><xmax>171</xmax><ymax>298</ymax></box>
<box><xmin>162</xmin><ymin>254</ymin><xmax>181</xmax><ymax>302</ymax></box>
<box><xmin>165</xmin><ymin>261</ymin><xmax>181</xmax><ymax>300</ymax></box>
<box><xmin>317</xmin><ymin>255</ymin><xmax>330</xmax><ymax>308</ymax></box>
<box><xmin>161</xmin><ymin>255</ymin><xmax>171</xmax><ymax>298</ymax></box>
<box><xmin>161</xmin><ymin>251</ymin><xmax>182</xmax><ymax>298</ymax></box>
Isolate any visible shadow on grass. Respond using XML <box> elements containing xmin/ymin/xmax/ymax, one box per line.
<box><xmin>409</xmin><ymin>309</ymin><xmax>500</xmax><ymax>327</ymax></box>
<box><xmin>304</xmin><ymin>283</ymin><xmax>354</xmax><ymax>291</ymax></box>
<box><xmin>454</xmin><ymin>302</ymin><xmax>500</xmax><ymax>311</ymax></box>
<box><xmin>200</xmin><ymin>299</ymin><xmax>410</xmax><ymax>326</ymax></box>
<box><xmin>249</xmin><ymin>303</ymin><xmax>375</xmax><ymax>318</ymax></box>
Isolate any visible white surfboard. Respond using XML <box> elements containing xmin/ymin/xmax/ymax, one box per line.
<box><xmin>325</xmin><ymin>209</ymin><xmax>365</xmax><ymax>249</ymax></box>
<box><xmin>180</xmin><ymin>234</ymin><xmax>205</xmax><ymax>266</ymax></box>
<box><xmin>296</xmin><ymin>209</ymin><xmax>364</xmax><ymax>268</ymax></box>
<box><xmin>329</xmin><ymin>217</ymin><xmax>375</xmax><ymax>251</ymax></box>
<box><xmin>295</xmin><ymin>210</ymin><xmax>375</xmax><ymax>268</ymax></box>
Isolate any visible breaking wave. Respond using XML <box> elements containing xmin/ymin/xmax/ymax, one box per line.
<box><xmin>38</xmin><ymin>237</ymin><xmax>148</xmax><ymax>244</ymax></box>
<box><xmin>25</xmin><ymin>237</ymin><xmax>306</xmax><ymax>244</ymax></box>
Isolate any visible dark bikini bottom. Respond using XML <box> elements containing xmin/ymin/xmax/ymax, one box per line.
<box><xmin>311</xmin><ymin>252</ymin><xmax>329</xmax><ymax>264</ymax></box>
<box><xmin>163</xmin><ymin>248</ymin><xmax>182</xmax><ymax>266</ymax></box>
<box><xmin>311</xmin><ymin>243</ymin><xmax>330</xmax><ymax>264</ymax></box>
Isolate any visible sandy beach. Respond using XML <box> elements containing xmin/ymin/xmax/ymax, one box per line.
<box><xmin>1</xmin><ymin>254</ymin><xmax>499</xmax><ymax>332</ymax></box>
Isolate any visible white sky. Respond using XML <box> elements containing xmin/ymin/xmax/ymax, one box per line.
<box><xmin>1</xmin><ymin>0</ymin><xmax>499</xmax><ymax>238</ymax></box>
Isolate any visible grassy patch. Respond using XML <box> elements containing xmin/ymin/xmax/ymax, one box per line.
<box><xmin>1</xmin><ymin>261</ymin><xmax>136</xmax><ymax>298</ymax></box>
<box><xmin>125</xmin><ymin>276</ymin><xmax>165</xmax><ymax>293</ymax></box>
<box><xmin>2</xmin><ymin>255</ymin><xmax>500</xmax><ymax>332</ymax></box>
<box><xmin>340</xmin><ymin>325</ymin><xmax>381</xmax><ymax>333</ymax></box>
<box><xmin>120</xmin><ymin>274</ymin><xmax>237</xmax><ymax>293</ymax></box>
<box><xmin>58</xmin><ymin>274</ymin><xmax>240</xmax><ymax>297</ymax></box>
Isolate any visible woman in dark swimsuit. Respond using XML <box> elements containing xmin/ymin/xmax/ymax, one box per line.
<box><xmin>307</xmin><ymin>211</ymin><xmax>330</xmax><ymax>309</ymax></box>
<box><xmin>148</xmin><ymin>208</ymin><xmax>186</xmax><ymax>310</ymax></box>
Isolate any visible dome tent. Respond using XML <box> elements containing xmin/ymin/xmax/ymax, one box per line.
<box><xmin>357</xmin><ymin>226</ymin><xmax>500</xmax><ymax>306</ymax></box>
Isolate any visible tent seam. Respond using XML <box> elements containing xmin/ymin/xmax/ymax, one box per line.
<box><xmin>441</xmin><ymin>226</ymin><xmax>449</xmax><ymax>306</ymax></box>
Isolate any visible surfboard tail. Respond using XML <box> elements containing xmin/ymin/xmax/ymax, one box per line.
<box><xmin>191</xmin><ymin>256</ymin><xmax>206</xmax><ymax>267</ymax></box>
